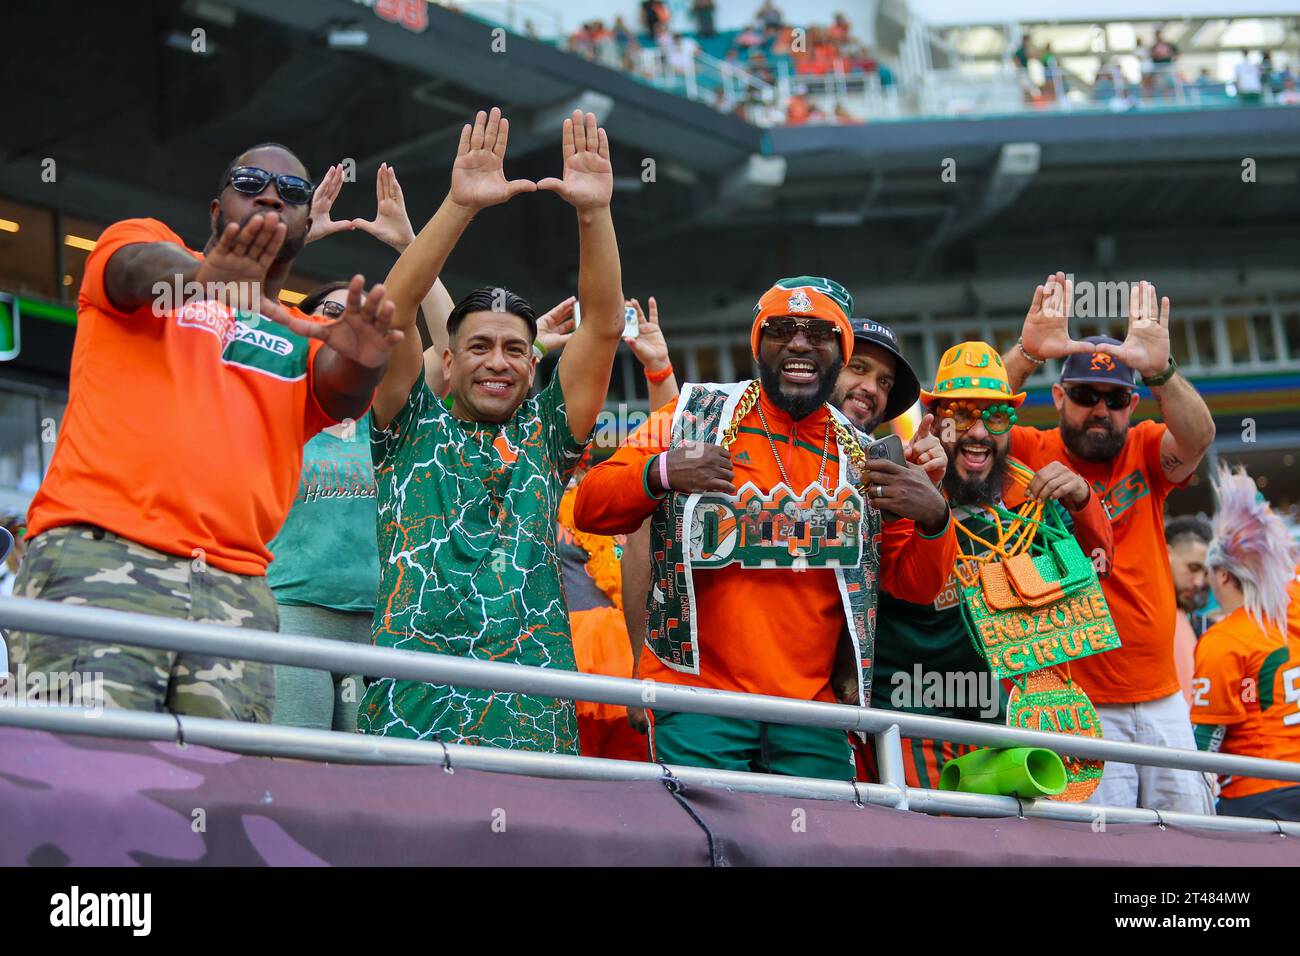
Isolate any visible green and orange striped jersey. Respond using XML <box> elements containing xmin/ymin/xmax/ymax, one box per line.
<box><xmin>1191</xmin><ymin>574</ymin><xmax>1300</xmax><ymax>799</ymax></box>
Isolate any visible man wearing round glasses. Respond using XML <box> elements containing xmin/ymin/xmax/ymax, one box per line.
<box><xmin>863</xmin><ymin>341</ymin><xmax>1113</xmax><ymax>788</ymax></box>
<box><xmin>10</xmin><ymin>142</ymin><xmax>399</xmax><ymax>722</ymax></box>
<box><xmin>1001</xmin><ymin>274</ymin><xmax>1218</xmax><ymax>814</ymax></box>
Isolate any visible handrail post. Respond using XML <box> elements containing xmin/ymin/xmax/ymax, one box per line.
<box><xmin>873</xmin><ymin>723</ymin><xmax>909</xmax><ymax>810</ymax></box>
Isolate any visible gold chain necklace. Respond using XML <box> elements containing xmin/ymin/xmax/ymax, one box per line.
<box><xmin>719</xmin><ymin>380</ymin><xmax>869</xmax><ymax>494</ymax></box>
<box><xmin>756</xmin><ymin>400</ymin><xmax>830</xmax><ymax>488</ymax></box>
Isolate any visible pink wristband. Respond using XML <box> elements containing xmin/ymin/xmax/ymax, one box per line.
<box><xmin>658</xmin><ymin>452</ymin><xmax>671</xmax><ymax>493</ymax></box>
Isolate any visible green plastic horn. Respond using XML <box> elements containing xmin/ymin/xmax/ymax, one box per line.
<box><xmin>939</xmin><ymin>747</ymin><xmax>1067</xmax><ymax>798</ymax></box>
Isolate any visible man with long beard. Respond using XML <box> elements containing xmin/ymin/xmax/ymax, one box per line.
<box><xmin>9</xmin><ymin>143</ymin><xmax>399</xmax><ymax>721</ymax></box>
<box><xmin>1002</xmin><ymin>273</ymin><xmax>1218</xmax><ymax>813</ymax></box>
<box><xmin>575</xmin><ymin>277</ymin><xmax>958</xmax><ymax>779</ymax></box>
<box><xmin>867</xmin><ymin>342</ymin><xmax>1113</xmax><ymax>788</ymax></box>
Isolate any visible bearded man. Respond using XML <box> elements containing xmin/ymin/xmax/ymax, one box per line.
<box><xmin>575</xmin><ymin>277</ymin><xmax>957</xmax><ymax>779</ymax></box>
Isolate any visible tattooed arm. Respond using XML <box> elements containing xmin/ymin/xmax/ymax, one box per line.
<box><xmin>1151</xmin><ymin>371</ymin><xmax>1215</xmax><ymax>484</ymax></box>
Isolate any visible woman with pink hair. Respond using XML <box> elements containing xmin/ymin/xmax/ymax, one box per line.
<box><xmin>1190</xmin><ymin>464</ymin><xmax>1300</xmax><ymax>820</ymax></box>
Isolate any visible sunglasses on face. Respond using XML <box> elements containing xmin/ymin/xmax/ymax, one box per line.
<box><xmin>935</xmin><ymin>400</ymin><xmax>1017</xmax><ymax>435</ymax></box>
<box><xmin>761</xmin><ymin>316</ymin><xmax>839</xmax><ymax>345</ymax></box>
<box><xmin>226</xmin><ymin>166</ymin><xmax>315</xmax><ymax>205</ymax></box>
<box><xmin>316</xmin><ymin>300</ymin><xmax>346</xmax><ymax>318</ymax></box>
<box><xmin>1065</xmin><ymin>385</ymin><xmax>1132</xmax><ymax>410</ymax></box>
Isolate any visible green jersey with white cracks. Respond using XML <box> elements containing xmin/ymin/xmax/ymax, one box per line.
<box><xmin>359</xmin><ymin>375</ymin><xmax>588</xmax><ymax>753</ymax></box>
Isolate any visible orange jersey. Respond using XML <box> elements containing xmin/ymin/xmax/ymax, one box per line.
<box><xmin>26</xmin><ymin>218</ymin><xmax>339</xmax><ymax>575</ymax></box>
<box><xmin>1012</xmin><ymin>420</ymin><xmax>1184</xmax><ymax>704</ymax></box>
<box><xmin>574</xmin><ymin>388</ymin><xmax>958</xmax><ymax>702</ymax></box>
<box><xmin>1191</xmin><ymin>585</ymin><xmax>1300</xmax><ymax>799</ymax></box>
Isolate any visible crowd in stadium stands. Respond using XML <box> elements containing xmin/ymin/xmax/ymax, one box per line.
<box><xmin>3</xmin><ymin>106</ymin><xmax>1300</xmax><ymax>823</ymax></box>
<box><xmin>558</xmin><ymin>2</ymin><xmax>1299</xmax><ymax>126</ymax></box>
<box><xmin>1017</xmin><ymin>31</ymin><xmax>1299</xmax><ymax>110</ymax></box>
<box><xmin>563</xmin><ymin>4</ymin><xmax>888</xmax><ymax>126</ymax></box>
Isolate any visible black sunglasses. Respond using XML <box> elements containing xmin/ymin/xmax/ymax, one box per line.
<box><xmin>226</xmin><ymin>166</ymin><xmax>315</xmax><ymax>205</ymax></box>
<box><xmin>761</xmin><ymin>316</ymin><xmax>839</xmax><ymax>345</ymax></box>
<box><xmin>316</xmin><ymin>300</ymin><xmax>346</xmax><ymax>318</ymax></box>
<box><xmin>1065</xmin><ymin>385</ymin><xmax>1132</xmax><ymax>410</ymax></box>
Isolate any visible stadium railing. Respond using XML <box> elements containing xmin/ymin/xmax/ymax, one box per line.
<box><xmin>2</xmin><ymin>596</ymin><xmax>1299</xmax><ymax>836</ymax></box>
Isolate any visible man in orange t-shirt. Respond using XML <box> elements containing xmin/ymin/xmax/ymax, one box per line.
<box><xmin>1192</xmin><ymin>468</ymin><xmax>1300</xmax><ymax>820</ymax></box>
<box><xmin>575</xmin><ymin>276</ymin><xmax>958</xmax><ymax>779</ymax></box>
<box><xmin>1002</xmin><ymin>274</ymin><xmax>1218</xmax><ymax>813</ymax></box>
<box><xmin>8</xmin><ymin>144</ymin><xmax>401</xmax><ymax>722</ymax></box>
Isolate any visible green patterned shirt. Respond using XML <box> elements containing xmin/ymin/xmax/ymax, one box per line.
<box><xmin>358</xmin><ymin>374</ymin><xmax>587</xmax><ymax>753</ymax></box>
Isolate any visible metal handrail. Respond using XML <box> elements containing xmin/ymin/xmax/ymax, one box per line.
<box><xmin>3</xmin><ymin>596</ymin><xmax>1299</xmax><ymax>786</ymax></box>
<box><xmin>3</xmin><ymin>703</ymin><xmax>1297</xmax><ymax>837</ymax></box>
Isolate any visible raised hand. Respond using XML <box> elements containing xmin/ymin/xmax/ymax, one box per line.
<box><xmin>306</xmin><ymin>163</ymin><xmax>354</xmax><ymax>244</ymax></box>
<box><xmin>536</xmin><ymin>295</ymin><xmax>577</xmax><ymax>353</ymax></box>
<box><xmin>196</xmin><ymin>212</ymin><xmax>288</xmax><ymax>317</ymax></box>
<box><xmin>903</xmin><ymin>414</ymin><xmax>947</xmax><ymax>483</ymax></box>
<box><xmin>625</xmin><ymin>297</ymin><xmax>670</xmax><ymax>372</ymax></box>
<box><xmin>536</xmin><ymin>110</ymin><xmax>614</xmax><ymax>213</ymax></box>
<box><xmin>353</xmin><ymin>163</ymin><xmax>417</xmax><ymax>251</ymax></box>
<box><xmin>1020</xmin><ymin>271</ymin><xmax>1092</xmax><ymax>361</ymax></box>
<box><xmin>449</xmin><ymin>107</ymin><xmax>536</xmax><ymax>211</ymax></box>
<box><xmin>1093</xmin><ymin>280</ymin><xmax>1171</xmax><ymax>378</ymax></box>
<box><xmin>271</xmin><ymin>274</ymin><xmax>402</xmax><ymax>369</ymax></box>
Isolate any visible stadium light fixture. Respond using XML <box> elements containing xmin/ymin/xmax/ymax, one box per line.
<box><xmin>327</xmin><ymin>25</ymin><xmax>370</xmax><ymax>49</ymax></box>
<box><xmin>64</xmin><ymin>235</ymin><xmax>97</xmax><ymax>252</ymax></box>
<box><xmin>0</xmin><ymin>219</ymin><xmax>18</xmax><ymax>234</ymax></box>
<box><xmin>532</xmin><ymin>92</ymin><xmax>614</xmax><ymax>135</ymax></box>
<box><xmin>185</xmin><ymin>0</ymin><xmax>236</xmax><ymax>28</ymax></box>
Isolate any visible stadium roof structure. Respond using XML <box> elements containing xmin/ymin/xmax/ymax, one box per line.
<box><xmin>4</xmin><ymin>0</ymin><xmax>1298</xmax><ymax>303</ymax></box>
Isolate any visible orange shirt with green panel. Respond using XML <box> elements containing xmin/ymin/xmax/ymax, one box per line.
<box><xmin>574</xmin><ymin>389</ymin><xmax>958</xmax><ymax>703</ymax></box>
<box><xmin>26</xmin><ymin>218</ymin><xmax>342</xmax><ymax>575</ymax></box>
<box><xmin>1011</xmin><ymin>420</ymin><xmax>1186</xmax><ymax>705</ymax></box>
<box><xmin>1191</xmin><ymin>579</ymin><xmax>1300</xmax><ymax>799</ymax></box>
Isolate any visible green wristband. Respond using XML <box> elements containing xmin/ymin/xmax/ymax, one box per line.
<box><xmin>1141</xmin><ymin>358</ymin><xmax>1177</xmax><ymax>388</ymax></box>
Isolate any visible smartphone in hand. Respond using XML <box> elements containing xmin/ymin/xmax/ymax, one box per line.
<box><xmin>623</xmin><ymin>305</ymin><xmax>640</xmax><ymax>339</ymax></box>
<box><xmin>866</xmin><ymin>433</ymin><xmax>906</xmax><ymax>523</ymax></box>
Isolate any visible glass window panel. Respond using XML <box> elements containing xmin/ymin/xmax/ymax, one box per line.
<box><xmin>1224</xmin><ymin>315</ymin><xmax>1251</xmax><ymax>365</ymax></box>
<box><xmin>0</xmin><ymin>390</ymin><xmax>42</xmax><ymax>496</ymax></box>
<box><xmin>1191</xmin><ymin>319</ymin><xmax>1217</xmax><ymax>367</ymax></box>
<box><xmin>695</xmin><ymin>345</ymin><xmax>722</xmax><ymax>383</ymax></box>
<box><xmin>39</xmin><ymin>395</ymin><xmax>67</xmax><ymax>473</ymax></box>
<box><xmin>0</xmin><ymin>198</ymin><xmax>57</xmax><ymax>300</ymax></box>
<box><xmin>1282</xmin><ymin>311</ymin><xmax>1300</xmax><ymax>361</ymax></box>
<box><xmin>730</xmin><ymin>343</ymin><xmax>755</xmax><ymax>381</ymax></box>
<box><xmin>900</xmin><ymin>332</ymin><xmax>927</xmax><ymax>371</ymax></box>
<box><xmin>1251</xmin><ymin>314</ymin><xmax>1278</xmax><ymax>363</ymax></box>
<box><xmin>1182</xmin><ymin>320</ymin><xmax>1202</xmax><ymax>371</ymax></box>
<box><xmin>61</xmin><ymin>214</ymin><xmax>109</xmax><ymax>305</ymax></box>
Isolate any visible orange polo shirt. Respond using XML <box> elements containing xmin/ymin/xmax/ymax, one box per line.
<box><xmin>1012</xmin><ymin>420</ymin><xmax>1185</xmax><ymax>704</ymax></box>
<box><xmin>26</xmin><ymin>218</ymin><xmax>341</xmax><ymax>575</ymax></box>
<box><xmin>574</xmin><ymin>387</ymin><xmax>958</xmax><ymax>703</ymax></box>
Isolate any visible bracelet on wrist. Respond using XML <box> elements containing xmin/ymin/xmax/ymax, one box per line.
<box><xmin>532</xmin><ymin>340</ymin><xmax>548</xmax><ymax>361</ymax></box>
<box><xmin>1141</xmin><ymin>358</ymin><xmax>1177</xmax><ymax>388</ymax></box>
<box><xmin>645</xmin><ymin>362</ymin><xmax>674</xmax><ymax>385</ymax></box>
<box><xmin>1016</xmin><ymin>338</ymin><xmax>1046</xmax><ymax>366</ymax></box>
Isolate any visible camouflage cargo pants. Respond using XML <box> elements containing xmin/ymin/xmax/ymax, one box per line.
<box><xmin>7</xmin><ymin>525</ymin><xmax>278</xmax><ymax>721</ymax></box>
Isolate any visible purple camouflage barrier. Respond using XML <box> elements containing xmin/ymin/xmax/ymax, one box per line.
<box><xmin>1</xmin><ymin>727</ymin><xmax>1297</xmax><ymax>866</ymax></box>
